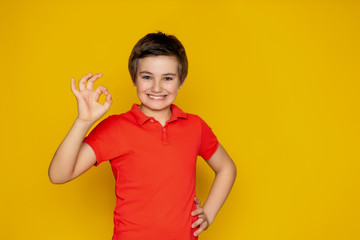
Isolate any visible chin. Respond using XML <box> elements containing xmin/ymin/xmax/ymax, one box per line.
<box><xmin>143</xmin><ymin>102</ymin><xmax>171</xmax><ymax>111</ymax></box>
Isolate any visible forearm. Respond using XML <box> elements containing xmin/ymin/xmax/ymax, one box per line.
<box><xmin>202</xmin><ymin>163</ymin><xmax>237</xmax><ymax>224</ymax></box>
<box><xmin>48</xmin><ymin>118</ymin><xmax>93</xmax><ymax>184</ymax></box>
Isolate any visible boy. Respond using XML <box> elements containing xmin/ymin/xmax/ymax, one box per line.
<box><xmin>48</xmin><ymin>32</ymin><xmax>236</xmax><ymax>240</ymax></box>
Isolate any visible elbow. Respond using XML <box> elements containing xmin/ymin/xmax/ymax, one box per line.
<box><xmin>48</xmin><ymin>173</ymin><xmax>64</xmax><ymax>184</ymax></box>
<box><xmin>48</xmin><ymin>168</ymin><xmax>68</xmax><ymax>185</ymax></box>
<box><xmin>48</xmin><ymin>176</ymin><xmax>65</xmax><ymax>184</ymax></box>
<box><xmin>230</xmin><ymin>161</ymin><xmax>237</xmax><ymax>180</ymax></box>
<box><xmin>48</xmin><ymin>175</ymin><xmax>70</xmax><ymax>184</ymax></box>
<box><xmin>222</xmin><ymin>159</ymin><xmax>237</xmax><ymax>182</ymax></box>
<box><xmin>216</xmin><ymin>160</ymin><xmax>237</xmax><ymax>181</ymax></box>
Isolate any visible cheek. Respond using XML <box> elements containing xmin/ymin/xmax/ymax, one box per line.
<box><xmin>166</xmin><ymin>83</ymin><xmax>180</xmax><ymax>93</ymax></box>
<box><xmin>136</xmin><ymin>81</ymin><xmax>150</xmax><ymax>92</ymax></box>
<box><xmin>172</xmin><ymin>87</ymin><xmax>180</xmax><ymax>95</ymax></box>
<box><xmin>136</xmin><ymin>85</ymin><xmax>147</xmax><ymax>97</ymax></box>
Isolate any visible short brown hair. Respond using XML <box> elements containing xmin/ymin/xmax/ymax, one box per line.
<box><xmin>128</xmin><ymin>32</ymin><xmax>188</xmax><ymax>85</ymax></box>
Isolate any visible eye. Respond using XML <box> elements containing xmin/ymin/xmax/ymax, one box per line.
<box><xmin>164</xmin><ymin>77</ymin><xmax>173</xmax><ymax>81</ymax></box>
<box><xmin>142</xmin><ymin>75</ymin><xmax>151</xmax><ymax>80</ymax></box>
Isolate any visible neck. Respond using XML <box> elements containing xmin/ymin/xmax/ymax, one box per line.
<box><xmin>139</xmin><ymin>104</ymin><xmax>172</xmax><ymax>126</ymax></box>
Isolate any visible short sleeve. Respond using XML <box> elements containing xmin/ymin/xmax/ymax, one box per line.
<box><xmin>198</xmin><ymin>117</ymin><xmax>219</xmax><ymax>160</ymax></box>
<box><xmin>83</xmin><ymin>115</ymin><xmax>119</xmax><ymax>166</ymax></box>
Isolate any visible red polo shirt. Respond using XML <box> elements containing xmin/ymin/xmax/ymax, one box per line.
<box><xmin>83</xmin><ymin>104</ymin><xmax>219</xmax><ymax>240</ymax></box>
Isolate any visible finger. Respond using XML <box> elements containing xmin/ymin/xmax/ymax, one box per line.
<box><xmin>191</xmin><ymin>217</ymin><xmax>204</xmax><ymax>229</ymax></box>
<box><xmin>79</xmin><ymin>73</ymin><xmax>92</xmax><ymax>91</ymax></box>
<box><xmin>193</xmin><ymin>225</ymin><xmax>205</xmax><ymax>237</ymax></box>
<box><xmin>86</xmin><ymin>73</ymin><xmax>103</xmax><ymax>90</ymax></box>
<box><xmin>191</xmin><ymin>208</ymin><xmax>203</xmax><ymax>216</ymax></box>
<box><xmin>103</xmin><ymin>92</ymin><xmax>113</xmax><ymax>110</ymax></box>
<box><xmin>194</xmin><ymin>197</ymin><xmax>201</xmax><ymax>208</ymax></box>
<box><xmin>194</xmin><ymin>219</ymin><xmax>209</xmax><ymax>237</ymax></box>
<box><xmin>94</xmin><ymin>85</ymin><xmax>109</xmax><ymax>102</ymax></box>
<box><xmin>70</xmin><ymin>77</ymin><xmax>80</xmax><ymax>97</ymax></box>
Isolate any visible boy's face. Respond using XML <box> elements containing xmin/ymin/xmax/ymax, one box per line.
<box><xmin>135</xmin><ymin>55</ymin><xmax>183</xmax><ymax>115</ymax></box>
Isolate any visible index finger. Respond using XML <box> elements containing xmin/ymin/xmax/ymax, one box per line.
<box><xmin>86</xmin><ymin>73</ymin><xmax>103</xmax><ymax>90</ymax></box>
<box><xmin>79</xmin><ymin>73</ymin><xmax>93</xmax><ymax>91</ymax></box>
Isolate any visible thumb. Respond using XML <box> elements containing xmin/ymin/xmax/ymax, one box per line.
<box><xmin>103</xmin><ymin>93</ymin><xmax>113</xmax><ymax>111</ymax></box>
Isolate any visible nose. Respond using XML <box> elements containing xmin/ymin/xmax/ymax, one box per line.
<box><xmin>151</xmin><ymin>79</ymin><xmax>162</xmax><ymax>93</ymax></box>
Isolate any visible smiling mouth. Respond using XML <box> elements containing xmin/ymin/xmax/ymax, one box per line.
<box><xmin>147</xmin><ymin>94</ymin><xmax>167</xmax><ymax>100</ymax></box>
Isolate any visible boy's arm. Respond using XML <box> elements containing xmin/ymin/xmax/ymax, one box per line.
<box><xmin>191</xmin><ymin>143</ymin><xmax>237</xmax><ymax>236</ymax></box>
<box><xmin>48</xmin><ymin>119</ymin><xmax>96</xmax><ymax>184</ymax></box>
<box><xmin>48</xmin><ymin>73</ymin><xmax>112</xmax><ymax>184</ymax></box>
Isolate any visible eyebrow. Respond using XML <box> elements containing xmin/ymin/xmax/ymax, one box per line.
<box><xmin>139</xmin><ymin>71</ymin><xmax>177</xmax><ymax>76</ymax></box>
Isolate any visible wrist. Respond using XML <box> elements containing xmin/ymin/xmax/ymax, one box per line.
<box><xmin>203</xmin><ymin>206</ymin><xmax>215</xmax><ymax>225</ymax></box>
<box><xmin>74</xmin><ymin>118</ymin><xmax>94</xmax><ymax>129</ymax></box>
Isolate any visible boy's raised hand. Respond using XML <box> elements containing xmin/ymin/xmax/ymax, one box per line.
<box><xmin>71</xmin><ymin>73</ymin><xmax>112</xmax><ymax>124</ymax></box>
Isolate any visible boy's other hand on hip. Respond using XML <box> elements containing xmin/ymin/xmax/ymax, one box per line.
<box><xmin>191</xmin><ymin>197</ymin><xmax>210</xmax><ymax>237</ymax></box>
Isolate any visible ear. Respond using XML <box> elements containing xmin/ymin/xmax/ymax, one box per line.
<box><xmin>179</xmin><ymin>78</ymin><xmax>186</xmax><ymax>89</ymax></box>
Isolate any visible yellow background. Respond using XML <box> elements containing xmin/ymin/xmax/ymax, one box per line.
<box><xmin>1</xmin><ymin>0</ymin><xmax>359</xmax><ymax>239</ymax></box>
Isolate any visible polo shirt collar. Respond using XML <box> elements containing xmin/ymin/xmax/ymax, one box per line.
<box><xmin>130</xmin><ymin>103</ymin><xmax>188</xmax><ymax>126</ymax></box>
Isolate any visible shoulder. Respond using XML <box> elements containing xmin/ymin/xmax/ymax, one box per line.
<box><xmin>98</xmin><ymin>113</ymin><xmax>124</xmax><ymax>124</ymax></box>
<box><xmin>107</xmin><ymin>112</ymin><xmax>132</xmax><ymax>121</ymax></box>
<box><xmin>173</xmin><ymin>105</ymin><xmax>214</xmax><ymax>129</ymax></box>
<box><xmin>182</xmin><ymin>110</ymin><xmax>216</xmax><ymax>136</ymax></box>
<box><xmin>94</xmin><ymin>110</ymin><xmax>134</xmax><ymax>129</ymax></box>
<box><xmin>183</xmin><ymin>111</ymin><xmax>209</xmax><ymax>127</ymax></box>
<box><xmin>175</xmin><ymin>105</ymin><xmax>202</xmax><ymax>122</ymax></box>
<box><xmin>186</xmin><ymin>113</ymin><xmax>203</xmax><ymax>123</ymax></box>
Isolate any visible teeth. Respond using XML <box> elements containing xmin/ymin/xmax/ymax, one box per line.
<box><xmin>149</xmin><ymin>95</ymin><xmax>166</xmax><ymax>99</ymax></box>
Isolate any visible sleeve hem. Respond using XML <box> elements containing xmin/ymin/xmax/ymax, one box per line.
<box><xmin>202</xmin><ymin>141</ymin><xmax>219</xmax><ymax>160</ymax></box>
<box><xmin>83</xmin><ymin>138</ymin><xmax>102</xmax><ymax>167</ymax></box>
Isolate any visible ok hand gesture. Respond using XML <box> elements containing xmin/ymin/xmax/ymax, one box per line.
<box><xmin>71</xmin><ymin>73</ymin><xmax>112</xmax><ymax>124</ymax></box>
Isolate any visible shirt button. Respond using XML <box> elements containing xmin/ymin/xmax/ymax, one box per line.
<box><xmin>150</xmin><ymin>119</ymin><xmax>154</xmax><ymax>123</ymax></box>
<box><xmin>163</xmin><ymin>128</ymin><xmax>166</xmax><ymax>132</ymax></box>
